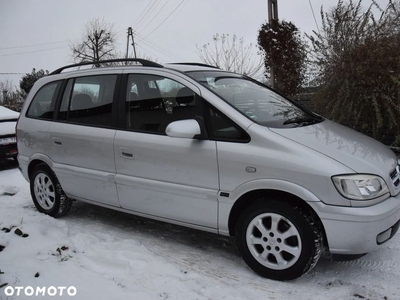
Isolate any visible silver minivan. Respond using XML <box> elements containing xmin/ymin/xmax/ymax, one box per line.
<box><xmin>17</xmin><ymin>59</ymin><xmax>400</xmax><ymax>281</ymax></box>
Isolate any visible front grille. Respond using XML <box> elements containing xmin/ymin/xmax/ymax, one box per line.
<box><xmin>390</xmin><ymin>165</ymin><xmax>400</xmax><ymax>188</ymax></box>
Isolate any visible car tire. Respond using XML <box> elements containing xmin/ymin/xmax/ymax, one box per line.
<box><xmin>236</xmin><ymin>199</ymin><xmax>322</xmax><ymax>281</ymax></box>
<box><xmin>30</xmin><ymin>164</ymin><xmax>72</xmax><ymax>217</ymax></box>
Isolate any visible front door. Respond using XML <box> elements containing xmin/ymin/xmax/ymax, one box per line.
<box><xmin>114</xmin><ymin>72</ymin><xmax>219</xmax><ymax>228</ymax></box>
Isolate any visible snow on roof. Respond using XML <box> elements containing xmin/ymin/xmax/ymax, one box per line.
<box><xmin>0</xmin><ymin>105</ymin><xmax>19</xmax><ymax>120</ymax></box>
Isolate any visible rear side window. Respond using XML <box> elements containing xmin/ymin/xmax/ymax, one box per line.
<box><xmin>26</xmin><ymin>81</ymin><xmax>61</xmax><ymax>119</ymax></box>
<box><xmin>58</xmin><ymin>75</ymin><xmax>117</xmax><ymax>128</ymax></box>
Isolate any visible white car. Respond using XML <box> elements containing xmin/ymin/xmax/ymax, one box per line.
<box><xmin>0</xmin><ymin>106</ymin><xmax>19</xmax><ymax>161</ymax></box>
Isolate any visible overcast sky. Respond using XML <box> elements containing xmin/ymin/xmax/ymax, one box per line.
<box><xmin>0</xmin><ymin>0</ymin><xmax>390</xmax><ymax>86</ymax></box>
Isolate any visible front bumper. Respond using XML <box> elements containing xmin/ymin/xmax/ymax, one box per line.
<box><xmin>309</xmin><ymin>193</ymin><xmax>400</xmax><ymax>255</ymax></box>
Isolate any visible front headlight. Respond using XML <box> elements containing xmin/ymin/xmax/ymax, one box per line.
<box><xmin>332</xmin><ymin>174</ymin><xmax>389</xmax><ymax>200</ymax></box>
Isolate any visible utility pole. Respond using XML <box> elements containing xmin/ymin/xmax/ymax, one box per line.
<box><xmin>268</xmin><ymin>0</ymin><xmax>278</xmax><ymax>21</ymax></box>
<box><xmin>268</xmin><ymin>0</ymin><xmax>278</xmax><ymax>88</ymax></box>
<box><xmin>126</xmin><ymin>27</ymin><xmax>137</xmax><ymax>61</ymax></box>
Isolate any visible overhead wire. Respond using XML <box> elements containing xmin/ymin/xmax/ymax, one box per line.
<box><xmin>132</xmin><ymin>0</ymin><xmax>159</xmax><ymax>29</ymax></box>
<box><xmin>154</xmin><ymin>0</ymin><xmax>188</xmax><ymax>36</ymax></box>
<box><xmin>1</xmin><ymin>1</ymin><xmax>185</xmax><ymax>61</ymax></box>
<box><xmin>143</xmin><ymin>0</ymin><xmax>185</xmax><ymax>38</ymax></box>
<box><xmin>131</xmin><ymin>0</ymin><xmax>155</xmax><ymax>28</ymax></box>
<box><xmin>135</xmin><ymin>32</ymin><xmax>183</xmax><ymax>61</ymax></box>
<box><xmin>135</xmin><ymin>43</ymin><xmax>163</xmax><ymax>62</ymax></box>
<box><xmin>141</xmin><ymin>0</ymin><xmax>162</xmax><ymax>25</ymax></box>
<box><xmin>308</xmin><ymin>0</ymin><xmax>320</xmax><ymax>33</ymax></box>
<box><xmin>0</xmin><ymin>40</ymin><xmax>67</xmax><ymax>51</ymax></box>
<box><xmin>135</xmin><ymin>0</ymin><xmax>171</xmax><ymax>32</ymax></box>
<box><xmin>137</xmin><ymin>39</ymin><xmax>181</xmax><ymax>61</ymax></box>
<box><xmin>0</xmin><ymin>46</ymin><xmax>68</xmax><ymax>57</ymax></box>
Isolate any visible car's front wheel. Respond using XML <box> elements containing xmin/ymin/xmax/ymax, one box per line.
<box><xmin>236</xmin><ymin>200</ymin><xmax>322</xmax><ymax>280</ymax></box>
<box><xmin>30</xmin><ymin>164</ymin><xmax>72</xmax><ymax>217</ymax></box>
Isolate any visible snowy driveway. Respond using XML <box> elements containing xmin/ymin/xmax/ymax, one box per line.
<box><xmin>0</xmin><ymin>162</ymin><xmax>399</xmax><ymax>300</ymax></box>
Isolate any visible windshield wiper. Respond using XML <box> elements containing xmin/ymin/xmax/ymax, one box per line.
<box><xmin>283</xmin><ymin>116</ymin><xmax>322</xmax><ymax>125</ymax></box>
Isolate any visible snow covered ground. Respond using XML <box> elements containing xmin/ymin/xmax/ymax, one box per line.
<box><xmin>0</xmin><ymin>159</ymin><xmax>399</xmax><ymax>300</ymax></box>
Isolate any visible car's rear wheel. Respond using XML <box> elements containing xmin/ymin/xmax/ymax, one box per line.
<box><xmin>236</xmin><ymin>200</ymin><xmax>322</xmax><ymax>281</ymax></box>
<box><xmin>30</xmin><ymin>164</ymin><xmax>72</xmax><ymax>217</ymax></box>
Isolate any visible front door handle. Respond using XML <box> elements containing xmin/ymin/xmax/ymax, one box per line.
<box><xmin>120</xmin><ymin>148</ymin><xmax>134</xmax><ymax>159</ymax></box>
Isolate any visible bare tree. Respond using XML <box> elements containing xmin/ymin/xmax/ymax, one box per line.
<box><xmin>196</xmin><ymin>34</ymin><xmax>263</xmax><ymax>78</ymax></box>
<box><xmin>70</xmin><ymin>18</ymin><xmax>117</xmax><ymax>67</ymax></box>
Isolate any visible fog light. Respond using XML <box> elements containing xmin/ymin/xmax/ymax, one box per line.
<box><xmin>377</xmin><ymin>228</ymin><xmax>391</xmax><ymax>245</ymax></box>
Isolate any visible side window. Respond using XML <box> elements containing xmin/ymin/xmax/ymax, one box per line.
<box><xmin>205</xmin><ymin>103</ymin><xmax>250</xmax><ymax>142</ymax></box>
<box><xmin>26</xmin><ymin>81</ymin><xmax>61</xmax><ymax>119</ymax></box>
<box><xmin>125</xmin><ymin>74</ymin><xmax>197</xmax><ymax>134</ymax></box>
<box><xmin>58</xmin><ymin>75</ymin><xmax>117</xmax><ymax>127</ymax></box>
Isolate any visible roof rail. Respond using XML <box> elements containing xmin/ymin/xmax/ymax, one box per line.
<box><xmin>50</xmin><ymin>58</ymin><xmax>163</xmax><ymax>75</ymax></box>
<box><xmin>169</xmin><ymin>62</ymin><xmax>220</xmax><ymax>69</ymax></box>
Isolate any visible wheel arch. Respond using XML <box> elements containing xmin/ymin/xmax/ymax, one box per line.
<box><xmin>27</xmin><ymin>154</ymin><xmax>54</xmax><ymax>180</ymax></box>
<box><xmin>28</xmin><ymin>159</ymin><xmax>49</xmax><ymax>179</ymax></box>
<box><xmin>227</xmin><ymin>189</ymin><xmax>329</xmax><ymax>248</ymax></box>
<box><xmin>28</xmin><ymin>158</ymin><xmax>73</xmax><ymax>218</ymax></box>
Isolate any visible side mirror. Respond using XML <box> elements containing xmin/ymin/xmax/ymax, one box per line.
<box><xmin>166</xmin><ymin>119</ymin><xmax>201</xmax><ymax>139</ymax></box>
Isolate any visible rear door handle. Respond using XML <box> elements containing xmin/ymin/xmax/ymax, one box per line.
<box><xmin>120</xmin><ymin>148</ymin><xmax>134</xmax><ymax>159</ymax></box>
<box><xmin>52</xmin><ymin>137</ymin><xmax>62</xmax><ymax>146</ymax></box>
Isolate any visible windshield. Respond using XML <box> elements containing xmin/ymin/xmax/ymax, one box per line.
<box><xmin>187</xmin><ymin>71</ymin><xmax>322</xmax><ymax>128</ymax></box>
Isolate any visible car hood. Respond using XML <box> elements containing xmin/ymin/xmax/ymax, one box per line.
<box><xmin>269</xmin><ymin>120</ymin><xmax>398</xmax><ymax>181</ymax></box>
